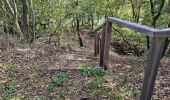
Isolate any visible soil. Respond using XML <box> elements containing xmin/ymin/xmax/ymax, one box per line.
<box><xmin>0</xmin><ymin>34</ymin><xmax>169</xmax><ymax>100</ymax></box>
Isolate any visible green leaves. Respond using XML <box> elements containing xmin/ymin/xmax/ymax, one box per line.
<box><xmin>5</xmin><ymin>64</ymin><xmax>18</xmax><ymax>75</ymax></box>
<box><xmin>80</xmin><ymin>67</ymin><xmax>106</xmax><ymax>77</ymax></box>
<box><xmin>2</xmin><ymin>84</ymin><xmax>17</xmax><ymax>100</ymax></box>
<box><xmin>51</xmin><ymin>73</ymin><xmax>69</xmax><ymax>87</ymax></box>
<box><xmin>87</xmin><ymin>76</ymin><xmax>106</xmax><ymax>90</ymax></box>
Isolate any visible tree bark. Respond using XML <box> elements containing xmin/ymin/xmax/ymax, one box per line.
<box><xmin>76</xmin><ymin>17</ymin><xmax>83</xmax><ymax>47</ymax></box>
<box><xmin>23</xmin><ymin>0</ymin><xmax>30</xmax><ymax>41</ymax></box>
<box><xmin>29</xmin><ymin>0</ymin><xmax>35</xmax><ymax>43</ymax></box>
<box><xmin>91</xmin><ymin>13</ymin><xmax>94</xmax><ymax>29</ymax></box>
<box><xmin>13</xmin><ymin>0</ymin><xmax>23</xmax><ymax>38</ymax></box>
<box><xmin>130</xmin><ymin>0</ymin><xmax>140</xmax><ymax>23</ymax></box>
<box><xmin>76</xmin><ymin>0</ymin><xmax>83</xmax><ymax>47</ymax></box>
<box><xmin>3</xmin><ymin>0</ymin><xmax>23</xmax><ymax>38</ymax></box>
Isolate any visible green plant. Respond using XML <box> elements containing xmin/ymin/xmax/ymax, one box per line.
<box><xmin>113</xmin><ymin>84</ymin><xmax>131</xmax><ymax>100</ymax></box>
<box><xmin>80</xmin><ymin>67</ymin><xmax>106</xmax><ymax>77</ymax></box>
<box><xmin>70</xmin><ymin>87</ymin><xmax>80</xmax><ymax>95</ymax></box>
<box><xmin>4</xmin><ymin>64</ymin><xmax>19</xmax><ymax>81</ymax></box>
<box><xmin>51</xmin><ymin>73</ymin><xmax>68</xmax><ymax>87</ymax></box>
<box><xmin>2</xmin><ymin>84</ymin><xmax>17</xmax><ymax>100</ymax></box>
<box><xmin>113</xmin><ymin>94</ymin><xmax>123</xmax><ymax>100</ymax></box>
<box><xmin>5</xmin><ymin>64</ymin><xmax>17</xmax><ymax>74</ymax></box>
<box><xmin>94</xmin><ymin>86</ymin><xmax>112</xmax><ymax>97</ymax></box>
<box><xmin>87</xmin><ymin>76</ymin><xmax>112</xmax><ymax>98</ymax></box>
<box><xmin>132</xmin><ymin>90</ymin><xmax>141</xmax><ymax>98</ymax></box>
<box><xmin>87</xmin><ymin>76</ymin><xmax>105</xmax><ymax>90</ymax></box>
<box><xmin>87</xmin><ymin>81</ymin><xmax>98</xmax><ymax>90</ymax></box>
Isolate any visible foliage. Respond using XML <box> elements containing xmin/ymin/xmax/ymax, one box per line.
<box><xmin>5</xmin><ymin>64</ymin><xmax>18</xmax><ymax>75</ymax></box>
<box><xmin>80</xmin><ymin>66</ymin><xmax>106</xmax><ymax>77</ymax></box>
<box><xmin>0</xmin><ymin>0</ymin><xmax>170</xmax><ymax>55</ymax></box>
<box><xmin>87</xmin><ymin>76</ymin><xmax>106</xmax><ymax>90</ymax></box>
<box><xmin>69</xmin><ymin>87</ymin><xmax>80</xmax><ymax>95</ymax></box>
<box><xmin>2</xmin><ymin>84</ymin><xmax>17</xmax><ymax>100</ymax></box>
<box><xmin>51</xmin><ymin>73</ymin><xmax>68</xmax><ymax>87</ymax></box>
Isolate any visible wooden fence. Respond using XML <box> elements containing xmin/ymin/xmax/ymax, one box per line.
<box><xmin>93</xmin><ymin>17</ymin><xmax>169</xmax><ymax>100</ymax></box>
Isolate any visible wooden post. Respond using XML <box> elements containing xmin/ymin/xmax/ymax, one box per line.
<box><xmin>99</xmin><ymin>22</ymin><xmax>112</xmax><ymax>70</ymax></box>
<box><xmin>94</xmin><ymin>33</ymin><xmax>97</xmax><ymax>56</ymax></box>
<box><xmin>103</xmin><ymin>22</ymin><xmax>112</xmax><ymax>70</ymax></box>
<box><xmin>141</xmin><ymin>37</ymin><xmax>166</xmax><ymax>100</ymax></box>
<box><xmin>99</xmin><ymin>24</ymin><xmax>106</xmax><ymax>67</ymax></box>
<box><xmin>94</xmin><ymin>33</ymin><xmax>100</xmax><ymax>56</ymax></box>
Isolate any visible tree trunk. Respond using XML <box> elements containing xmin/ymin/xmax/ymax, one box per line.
<box><xmin>23</xmin><ymin>0</ymin><xmax>30</xmax><ymax>41</ymax></box>
<box><xmin>76</xmin><ymin>17</ymin><xmax>83</xmax><ymax>47</ymax></box>
<box><xmin>75</xmin><ymin>0</ymin><xmax>83</xmax><ymax>47</ymax></box>
<box><xmin>29</xmin><ymin>0</ymin><xmax>35</xmax><ymax>43</ymax></box>
<box><xmin>91</xmin><ymin>14</ymin><xmax>94</xmax><ymax>29</ymax></box>
<box><xmin>130</xmin><ymin>0</ymin><xmax>140</xmax><ymax>23</ymax></box>
<box><xmin>13</xmin><ymin>0</ymin><xmax>23</xmax><ymax>38</ymax></box>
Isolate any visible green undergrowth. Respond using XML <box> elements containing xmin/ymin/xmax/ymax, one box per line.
<box><xmin>5</xmin><ymin>64</ymin><xmax>18</xmax><ymax>75</ymax></box>
<box><xmin>80</xmin><ymin>65</ymin><xmax>140</xmax><ymax>99</ymax></box>
<box><xmin>80</xmin><ymin>65</ymin><xmax>112</xmax><ymax>98</ymax></box>
<box><xmin>80</xmin><ymin>65</ymin><xmax>106</xmax><ymax>77</ymax></box>
<box><xmin>51</xmin><ymin>73</ymin><xmax>69</xmax><ymax>87</ymax></box>
<box><xmin>0</xmin><ymin>63</ymin><xmax>141</xmax><ymax>99</ymax></box>
<box><xmin>0</xmin><ymin>64</ymin><xmax>20</xmax><ymax>99</ymax></box>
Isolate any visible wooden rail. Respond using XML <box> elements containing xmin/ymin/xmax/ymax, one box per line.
<box><xmin>93</xmin><ymin>17</ymin><xmax>169</xmax><ymax>100</ymax></box>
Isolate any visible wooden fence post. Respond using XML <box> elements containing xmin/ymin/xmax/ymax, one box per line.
<box><xmin>94</xmin><ymin>33</ymin><xmax>100</xmax><ymax>56</ymax></box>
<box><xmin>103</xmin><ymin>22</ymin><xmax>112</xmax><ymax>70</ymax></box>
<box><xmin>99</xmin><ymin>24</ymin><xmax>106</xmax><ymax>67</ymax></box>
<box><xmin>141</xmin><ymin>37</ymin><xmax>166</xmax><ymax>100</ymax></box>
<box><xmin>99</xmin><ymin>22</ymin><xmax>112</xmax><ymax>70</ymax></box>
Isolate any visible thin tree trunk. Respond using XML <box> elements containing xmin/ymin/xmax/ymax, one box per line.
<box><xmin>23</xmin><ymin>0</ymin><xmax>29</xmax><ymax>41</ymax></box>
<box><xmin>4</xmin><ymin>0</ymin><xmax>23</xmax><ymax>38</ymax></box>
<box><xmin>13</xmin><ymin>0</ymin><xmax>23</xmax><ymax>38</ymax></box>
<box><xmin>5</xmin><ymin>0</ymin><xmax>14</xmax><ymax>15</ymax></box>
<box><xmin>130</xmin><ymin>0</ymin><xmax>140</xmax><ymax>23</ymax></box>
<box><xmin>91</xmin><ymin>14</ymin><xmax>94</xmax><ymax>29</ymax></box>
<box><xmin>29</xmin><ymin>0</ymin><xmax>35</xmax><ymax>43</ymax></box>
<box><xmin>76</xmin><ymin>0</ymin><xmax>83</xmax><ymax>47</ymax></box>
<box><xmin>76</xmin><ymin>17</ymin><xmax>83</xmax><ymax>47</ymax></box>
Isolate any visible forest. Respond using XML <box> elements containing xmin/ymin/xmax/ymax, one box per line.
<box><xmin>0</xmin><ymin>0</ymin><xmax>170</xmax><ymax>100</ymax></box>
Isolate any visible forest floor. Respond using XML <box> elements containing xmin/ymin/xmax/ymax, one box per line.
<box><xmin>0</xmin><ymin>33</ymin><xmax>169</xmax><ymax>100</ymax></box>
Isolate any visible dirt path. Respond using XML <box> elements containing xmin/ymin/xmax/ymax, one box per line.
<box><xmin>0</xmin><ymin>34</ymin><xmax>169</xmax><ymax>99</ymax></box>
